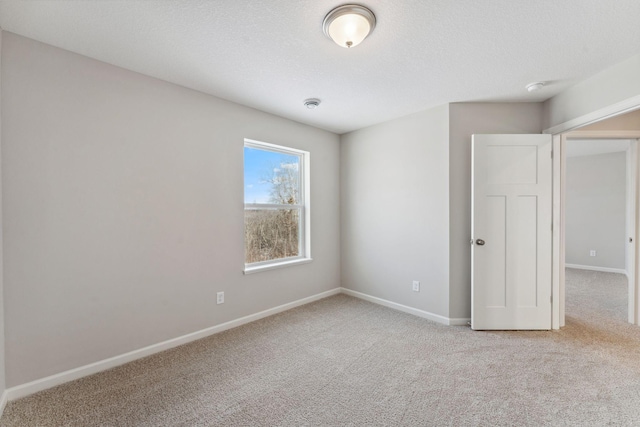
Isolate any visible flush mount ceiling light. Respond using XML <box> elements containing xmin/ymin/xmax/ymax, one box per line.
<box><xmin>323</xmin><ymin>4</ymin><xmax>376</xmax><ymax>48</ymax></box>
<box><xmin>526</xmin><ymin>82</ymin><xmax>545</xmax><ymax>92</ymax></box>
<box><xmin>304</xmin><ymin>98</ymin><xmax>321</xmax><ymax>109</ymax></box>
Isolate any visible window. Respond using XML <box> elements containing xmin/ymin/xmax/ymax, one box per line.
<box><xmin>243</xmin><ymin>139</ymin><xmax>310</xmax><ymax>273</ymax></box>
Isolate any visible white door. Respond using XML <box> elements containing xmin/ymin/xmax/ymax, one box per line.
<box><xmin>472</xmin><ymin>134</ymin><xmax>552</xmax><ymax>330</ymax></box>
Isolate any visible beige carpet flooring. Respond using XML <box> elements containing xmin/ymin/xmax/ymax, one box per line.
<box><xmin>2</xmin><ymin>268</ymin><xmax>640</xmax><ymax>426</ymax></box>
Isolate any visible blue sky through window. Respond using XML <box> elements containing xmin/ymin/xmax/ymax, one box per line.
<box><xmin>244</xmin><ymin>146</ymin><xmax>299</xmax><ymax>204</ymax></box>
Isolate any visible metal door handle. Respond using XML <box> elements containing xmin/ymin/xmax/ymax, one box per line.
<box><xmin>476</xmin><ymin>239</ymin><xmax>485</xmax><ymax>246</ymax></box>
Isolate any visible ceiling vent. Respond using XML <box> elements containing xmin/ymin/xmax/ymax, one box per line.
<box><xmin>304</xmin><ymin>98</ymin><xmax>321</xmax><ymax>109</ymax></box>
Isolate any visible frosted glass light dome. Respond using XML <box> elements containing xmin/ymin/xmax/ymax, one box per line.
<box><xmin>323</xmin><ymin>5</ymin><xmax>376</xmax><ymax>48</ymax></box>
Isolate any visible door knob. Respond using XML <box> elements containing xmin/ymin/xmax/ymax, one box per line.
<box><xmin>476</xmin><ymin>239</ymin><xmax>486</xmax><ymax>246</ymax></box>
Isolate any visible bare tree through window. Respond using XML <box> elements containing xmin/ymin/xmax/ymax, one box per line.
<box><xmin>244</xmin><ymin>142</ymin><xmax>306</xmax><ymax>265</ymax></box>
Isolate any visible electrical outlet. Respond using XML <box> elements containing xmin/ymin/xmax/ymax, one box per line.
<box><xmin>590</xmin><ymin>250</ymin><xmax>596</xmax><ymax>257</ymax></box>
<box><xmin>412</xmin><ymin>281</ymin><xmax>420</xmax><ymax>292</ymax></box>
<box><xmin>217</xmin><ymin>291</ymin><xmax>224</xmax><ymax>304</ymax></box>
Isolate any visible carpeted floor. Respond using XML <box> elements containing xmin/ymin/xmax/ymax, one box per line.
<box><xmin>1</xmin><ymin>268</ymin><xmax>639</xmax><ymax>426</ymax></box>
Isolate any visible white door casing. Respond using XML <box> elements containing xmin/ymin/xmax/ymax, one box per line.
<box><xmin>556</xmin><ymin>132</ymin><xmax>640</xmax><ymax>327</ymax></box>
<box><xmin>627</xmin><ymin>140</ymin><xmax>637</xmax><ymax>324</ymax></box>
<box><xmin>545</xmin><ymin>99</ymin><xmax>640</xmax><ymax>328</ymax></box>
<box><xmin>472</xmin><ymin>134</ymin><xmax>553</xmax><ymax>330</ymax></box>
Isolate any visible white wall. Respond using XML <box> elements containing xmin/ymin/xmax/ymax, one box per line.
<box><xmin>543</xmin><ymin>53</ymin><xmax>640</xmax><ymax>130</ymax></box>
<box><xmin>448</xmin><ymin>103</ymin><xmax>543</xmax><ymax>319</ymax></box>
<box><xmin>340</xmin><ymin>105</ymin><xmax>450</xmax><ymax>319</ymax></box>
<box><xmin>1</xmin><ymin>33</ymin><xmax>340</xmax><ymax>387</ymax></box>
<box><xmin>565</xmin><ymin>150</ymin><xmax>627</xmax><ymax>270</ymax></box>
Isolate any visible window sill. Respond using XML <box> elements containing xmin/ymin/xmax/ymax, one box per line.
<box><xmin>243</xmin><ymin>258</ymin><xmax>313</xmax><ymax>275</ymax></box>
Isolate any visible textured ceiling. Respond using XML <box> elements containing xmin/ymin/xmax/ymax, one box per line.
<box><xmin>1</xmin><ymin>1</ymin><xmax>640</xmax><ymax>134</ymax></box>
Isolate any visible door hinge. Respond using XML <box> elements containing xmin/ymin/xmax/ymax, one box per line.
<box><xmin>551</xmin><ymin>295</ymin><xmax>553</xmax><ymax>304</ymax></box>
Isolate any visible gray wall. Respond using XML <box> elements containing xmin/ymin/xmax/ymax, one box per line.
<box><xmin>0</xmin><ymin>28</ymin><xmax>5</xmax><ymax>397</ymax></box>
<box><xmin>565</xmin><ymin>151</ymin><xmax>627</xmax><ymax>270</ymax></box>
<box><xmin>1</xmin><ymin>33</ymin><xmax>341</xmax><ymax>387</ymax></box>
<box><xmin>340</xmin><ymin>105</ymin><xmax>450</xmax><ymax>318</ymax></box>
<box><xmin>3</xmin><ymin>27</ymin><xmax>637</xmax><ymax>392</ymax></box>
<box><xmin>448</xmin><ymin>103</ymin><xmax>543</xmax><ymax>319</ymax></box>
<box><xmin>581</xmin><ymin>109</ymin><xmax>640</xmax><ymax>131</ymax></box>
<box><xmin>543</xmin><ymin>53</ymin><xmax>640</xmax><ymax>130</ymax></box>
<box><xmin>340</xmin><ymin>102</ymin><xmax>544</xmax><ymax>322</ymax></box>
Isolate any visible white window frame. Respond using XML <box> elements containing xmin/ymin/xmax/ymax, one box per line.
<box><xmin>243</xmin><ymin>139</ymin><xmax>311</xmax><ymax>274</ymax></box>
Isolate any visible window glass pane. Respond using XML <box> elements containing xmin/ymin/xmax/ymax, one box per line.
<box><xmin>244</xmin><ymin>146</ymin><xmax>300</xmax><ymax>204</ymax></box>
<box><xmin>244</xmin><ymin>208</ymin><xmax>300</xmax><ymax>263</ymax></box>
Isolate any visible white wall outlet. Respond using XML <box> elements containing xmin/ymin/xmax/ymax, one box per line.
<box><xmin>217</xmin><ymin>291</ymin><xmax>224</xmax><ymax>304</ymax></box>
<box><xmin>412</xmin><ymin>281</ymin><xmax>420</xmax><ymax>292</ymax></box>
<box><xmin>590</xmin><ymin>250</ymin><xmax>596</xmax><ymax>257</ymax></box>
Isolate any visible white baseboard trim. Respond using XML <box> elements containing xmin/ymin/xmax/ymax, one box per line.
<box><xmin>6</xmin><ymin>286</ymin><xmax>472</xmax><ymax>401</ymax></box>
<box><xmin>565</xmin><ymin>264</ymin><xmax>627</xmax><ymax>275</ymax></box>
<box><xmin>0</xmin><ymin>390</ymin><xmax>8</xmax><ymax>418</ymax></box>
<box><xmin>340</xmin><ymin>288</ymin><xmax>462</xmax><ymax>326</ymax></box>
<box><xmin>5</xmin><ymin>287</ymin><xmax>341</xmax><ymax>401</ymax></box>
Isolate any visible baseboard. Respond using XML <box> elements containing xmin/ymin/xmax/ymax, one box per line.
<box><xmin>6</xmin><ymin>286</ymin><xmax>469</xmax><ymax>401</ymax></box>
<box><xmin>5</xmin><ymin>287</ymin><xmax>341</xmax><ymax>401</ymax></box>
<box><xmin>340</xmin><ymin>288</ymin><xmax>465</xmax><ymax>326</ymax></box>
<box><xmin>0</xmin><ymin>390</ymin><xmax>8</xmax><ymax>418</ymax></box>
<box><xmin>565</xmin><ymin>264</ymin><xmax>627</xmax><ymax>275</ymax></box>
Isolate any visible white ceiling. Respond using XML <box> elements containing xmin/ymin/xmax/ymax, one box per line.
<box><xmin>566</xmin><ymin>139</ymin><xmax>630</xmax><ymax>158</ymax></box>
<box><xmin>1</xmin><ymin>1</ymin><xmax>639</xmax><ymax>134</ymax></box>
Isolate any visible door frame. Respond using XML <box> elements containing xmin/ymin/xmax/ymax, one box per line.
<box><xmin>553</xmin><ymin>131</ymin><xmax>640</xmax><ymax>328</ymax></box>
<box><xmin>546</xmin><ymin>96</ymin><xmax>640</xmax><ymax>329</ymax></box>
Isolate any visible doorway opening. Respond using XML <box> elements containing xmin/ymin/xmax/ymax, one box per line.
<box><xmin>564</xmin><ymin>138</ymin><xmax>634</xmax><ymax>323</ymax></box>
<box><xmin>552</xmin><ymin>108</ymin><xmax>640</xmax><ymax>328</ymax></box>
